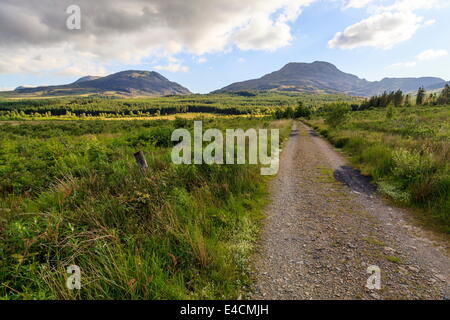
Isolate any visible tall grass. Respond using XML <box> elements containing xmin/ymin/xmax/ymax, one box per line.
<box><xmin>0</xmin><ymin>118</ymin><xmax>292</xmax><ymax>299</ymax></box>
<box><xmin>307</xmin><ymin>105</ymin><xmax>450</xmax><ymax>232</ymax></box>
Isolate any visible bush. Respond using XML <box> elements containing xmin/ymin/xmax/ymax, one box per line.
<box><xmin>324</xmin><ymin>103</ymin><xmax>351</xmax><ymax>128</ymax></box>
<box><xmin>334</xmin><ymin>137</ymin><xmax>349</xmax><ymax>149</ymax></box>
<box><xmin>284</xmin><ymin>107</ymin><xmax>295</xmax><ymax>119</ymax></box>
<box><xmin>273</xmin><ymin>106</ymin><xmax>296</xmax><ymax>119</ymax></box>
<box><xmin>378</xmin><ymin>181</ymin><xmax>411</xmax><ymax>203</ymax></box>
<box><xmin>360</xmin><ymin>144</ymin><xmax>394</xmax><ymax>179</ymax></box>
<box><xmin>319</xmin><ymin>129</ymin><xmax>329</xmax><ymax>138</ymax></box>
<box><xmin>128</xmin><ymin>127</ymin><xmax>173</xmax><ymax>148</ymax></box>
<box><xmin>274</xmin><ymin>109</ymin><xmax>285</xmax><ymax>119</ymax></box>
<box><xmin>386</xmin><ymin>103</ymin><xmax>394</xmax><ymax>120</ymax></box>
<box><xmin>295</xmin><ymin>103</ymin><xmax>313</xmax><ymax>119</ymax></box>
<box><xmin>392</xmin><ymin>148</ymin><xmax>434</xmax><ymax>183</ymax></box>
<box><xmin>174</xmin><ymin>117</ymin><xmax>189</xmax><ymax>128</ymax></box>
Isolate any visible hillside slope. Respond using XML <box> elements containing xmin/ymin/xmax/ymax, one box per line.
<box><xmin>215</xmin><ymin>61</ymin><xmax>368</xmax><ymax>94</ymax></box>
<box><xmin>13</xmin><ymin>70</ymin><xmax>192</xmax><ymax>97</ymax></box>
<box><xmin>215</xmin><ymin>61</ymin><xmax>445</xmax><ymax>97</ymax></box>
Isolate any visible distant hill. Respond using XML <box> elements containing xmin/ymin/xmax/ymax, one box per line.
<box><xmin>358</xmin><ymin>77</ymin><xmax>446</xmax><ymax>97</ymax></box>
<box><xmin>425</xmin><ymin>81</ymin><xmax>450</xmax><ymax>91</ymax></box>
<box><xmin>72</xmin><ymin>76</ymin><xmax>102</xmax><ymax>84</ymax></box>
<box><xmin>14</xmin><ymin>85</ymin><xmax>37</xmax><ymax>90</ymax></box>
<box><xmin>14</xmin><ymin>71</ymin><xmax>191</xmax><ymax>97</ymax></box>
<box><xmin>214</xmin><ymin>62</ymin><xmax>368</xmax><ymax>95</ymax></box>
<box><xmin>7</xmin><ymin>63</ymin><xmax>447</xmax><ymax>98</ymax></box>
<box><xmin>214</xmin><ymin>61</ymin><xmax>446</xmax><ymax>97</ymax></box>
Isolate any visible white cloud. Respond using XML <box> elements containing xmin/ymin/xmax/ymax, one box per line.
<box><xmin>344</xmin><ymin>0</ymin><xmax>376</xmax><ymax>9</ymax></box>
<box><xmin>154</xmin><ymin>64</ymin><xmax>189</xmax><ymax>72</ymax></box>
<box><xmin>196</xmin><ymin>57</ymin><xmax>207</xmax><ymax>64</ymax></box>
<box><xmin>386</xmin><ymin>61</ymin><xmax>417</xmax><ymax>69</ymax></box>
<box><xmin>0</xmin><ymin>87</ymin><xmax>15</xmax><ymax>92</ymax></box>
<box><xmin>329</xmin><ymin>11</ymin><xmax>423</xmax><ymax>49</ymax></box>
<box><xmin>386</xmin><ymin>48</ymin><xmax>448</xmax><ymax>69</ymax></box>
<box><xmin>416</xmin><ymin>49</ymin><xmax>448</xmax><ymax>61</ymax></box>
<box><xmin>233</xmin><ymin>15</ymin><xmax>293</xmax><ymax>51</ymax></box>
<box><xmin>380</xmin><ymin>0</ymin><xmax>444</xmax><ymax>12</ymax></box>
<box><xmin>0</xmin><ymin>45</ymin><xmax>108</xmax><ymax>76</ymax></box>
<box><xmin>0</xmin><ymin>0</ymin><xmax>316</xmax><ymax>75</ymax></box>
<box><xmin>155</xmin><ymin>57</ymin><xmax>189</xmax><ymax>72</ymax></box>
<box><xmin>331</xmin><ymin>0</ymin><xmax>447</xmax><ymax>50</ymax></box>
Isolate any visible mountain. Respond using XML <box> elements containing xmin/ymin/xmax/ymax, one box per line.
<box><xmin>425</xmin><ymin>81</ymin><xmax>450</xmax><ymax>91</ymax></box>
<box><xmin>214</xmin><ymin>61</ymin><xmax>445</xmax><ymax>97</ymax></box>
<box><xmin>14</xmin><ymin>70</ymin><xmax>191</xmax><ymax>97</ymax></box>
<box><xmin>9</xmin><ymin>63</ymin><xmax>447</xmax><ymax>98</ymax></box>
<box><xmin>14</xmin><ymin>85</ymin><xmax>36</xmax><ymax>90</ymax></box>
<box><xmin>358</xmin><ymin>77</ymin><xmax>446</xmax><ymax>97</ymax></box>
<box><xmin>72</xmin><ymin>76</ymin><xmax>102</xmax><ymax>84</ymax></box>
<box><xmin>215</xmin><ymin>61</ymin><xmax>368</xmax><ymax>94</ymax></box>
<box><xmin>71</xmin><ymin>71</ymin><xmax>191</xmax><ymax>96</ymax></box>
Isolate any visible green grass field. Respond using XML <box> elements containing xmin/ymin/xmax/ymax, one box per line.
<box><xmin>0</xmin><ymin>92</ymin><xmax>360</xmax><ymax>120</ymax></box>
<box><xmin>307</xmin><ymin>105</ymin><xmax>450</xmax><ymax>232</ymax></box>
<box><xmin>0</xmin><ymin>116</ymin><xmax>292</xmax><ymax>299</ymax></box>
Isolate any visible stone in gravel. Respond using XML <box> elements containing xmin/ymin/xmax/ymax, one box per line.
<box><xmin>407</xmin><ymin>266</ymin><xmax>420</xmax><ymax>273</ymax></box>
<box><xmin>398</xmin><ymin>266</ymin><xmax>408</xmax><ymax>274</ymax></box>
<box><xmin>384</xmin><ymin>247</ymin><xmax>396</xmax><ymax>254</ymax></box>
<box><xmin>370</xmin><ymin>293</ymin><xmax>381</xmax><ymax>300</ymax></box>
<box><xmin>434</xmin><ymin>274</ymin><xmax>446</xmax><ymax>282</ymax></box>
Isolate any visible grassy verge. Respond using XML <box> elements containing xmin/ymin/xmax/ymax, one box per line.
<box><xmin>305</xmin><ymin>105</ymin><xmax>450</xmax><ymax>233</ymax></box>
<box><xmin>0</xmin><ymin>117</ymin><xmax>292</xmax><ymax>299</ymax></box>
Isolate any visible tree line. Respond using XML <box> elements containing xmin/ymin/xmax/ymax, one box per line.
<box><xmin>359</xmin><ymin>84</ymin><xmax>450</xmax><ymax>109</ymax></box>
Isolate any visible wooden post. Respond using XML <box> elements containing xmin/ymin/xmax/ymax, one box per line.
<box><xmin>134</xmin><ymin>151</ymin><xmax>148</xmax><ymax>174</ymax></box>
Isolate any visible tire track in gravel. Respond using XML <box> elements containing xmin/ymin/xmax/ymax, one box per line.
<box><xmin>250</xmin><ymin>122</ymin><xmax>449</xmax><ymax>300</ymax></box>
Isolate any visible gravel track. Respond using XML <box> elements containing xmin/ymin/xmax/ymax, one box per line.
<box><xmin>250</xmin><ymin>122</ymin><xmax>449</xmax><ymax>300</ymax></box>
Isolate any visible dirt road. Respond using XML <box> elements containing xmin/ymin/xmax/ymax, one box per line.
<box><xmin>251</xmin><ymin>122</ymin><xmax>449</xmax><ymax>300</ymax></box>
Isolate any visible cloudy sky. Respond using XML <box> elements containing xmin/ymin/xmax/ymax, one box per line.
<box><xmin>0</xmin><ymin>0</ymin><xmax>449</xmax><ymax>92</ymax></box>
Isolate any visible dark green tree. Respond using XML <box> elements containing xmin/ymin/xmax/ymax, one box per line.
<box><xmin>386</xmin><ymin>103</ymin><xmax>394</xmax><ymax>119</ymax></box>
<box><xmin>393</xmin><ymin>90</ymin><xmax>404</xmax><ymax>107</ymax></box>
<box><xmin>416</xmin><ymin>87</ymin><xmax>426</xmax><ymax>105</ymax></box>
<box><xmin>438</xmin><ymin>84</ymin><xmax>450</xmax><ymax>104</ymax></box>
<box><xmin>295</xmin><ymin>102</ymin><xmax>312</xmax><ymax>119</ymax></box>
<box><xmin>324</xmin><ymin>103</ymin><xmax>352</xmax><ymax>128</ymax></box>
<box><xmin>404</xmin><ymin>94</ymin><xmax>411</xmax><ymax>107</ymax></box>
<box><xmin>380</xmin><ymin>91</ymin><xmax>389</xmax><ymax>108</ymax></box>
<box><xmin>284</xmin><ymin>106</ymin><xmax>295</xmax><ymax>119</ymax></box>
<box><xmin>274</xmin><ymin>109</ymin><xmax>284</xmax><ymax>119</ymax></box>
